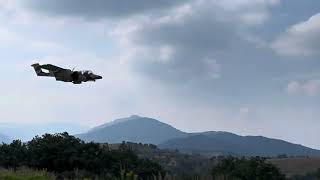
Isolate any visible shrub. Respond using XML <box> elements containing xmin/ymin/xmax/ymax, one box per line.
<box><xmin>0</xmin><ymin>133</ymin><xmax>165</xmax><ymax>179</ymax></box>
<box><xmin>211</xmin><ymin>156</ymin><xmax>286</xmax><ymax>180</ymax></box>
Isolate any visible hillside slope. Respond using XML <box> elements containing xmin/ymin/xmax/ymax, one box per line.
<box><xmin>159</xmin><ymin>132</ymin><xmax>320</xmax><ymax>157</ymax></box>
<box><xmin>77</xmin><ymin>116</ymin><xmax>320</xmax><ymax>157</ymax></box>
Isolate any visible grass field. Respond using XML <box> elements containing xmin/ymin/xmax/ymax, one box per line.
<box><xmin>269</xmin><ymin>157</ymin><xmax>320</xmax><ymax>178</ymax></box>
<box><xmin>0</xmin><ymin>168</ymin><xmax>55</xmax><ymax>180</ymax></box>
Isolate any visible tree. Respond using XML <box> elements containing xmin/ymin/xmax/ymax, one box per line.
<box><xmin>212</xmin><ymin>156</ymin><xmax>286</xmax><ymax>180</ymax></box>
<box><xmin>0</xmin><ymin>132</ymin><xmax>165</xmax><ymax>179</ymax></box>
<box><xmin>0</xmin><ymin>140</ymin><xmax>27</xmax><ymax>169</ymax></box>
<box><xmin>315</xmin><ymin>168</ymin><xmax>320</xmax><ymax>179</ymax></box>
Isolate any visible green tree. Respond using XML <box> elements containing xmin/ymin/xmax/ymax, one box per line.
<box><xmin>0</xmin><ymin>140</ymin><xmax>27</xmax><ymax>169</ymax></box>
<box><xmin>0</xmin><ymin>132</ymin><xmax>165</xmax><ymax>179</ymax></box>
<box><xmin>212</xmin><ymin>156</ymin><xmax>286</xmax><ymax>180</ymax></box>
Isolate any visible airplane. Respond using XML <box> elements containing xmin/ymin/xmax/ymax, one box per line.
<box><xmin>31</xmin><ymin>63</ymin><xmax>102</xmax><ymax>84</ymax></box>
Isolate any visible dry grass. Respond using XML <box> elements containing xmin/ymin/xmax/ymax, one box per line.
<box><xmin>269</xmin><ymin>157</ymin><xmax>320</xmax><ymax>177</ymax></box>
<box><xmin>0</xmin><ymin>168</ymin><xmax>55</xmax><ymax>180</ymax></box>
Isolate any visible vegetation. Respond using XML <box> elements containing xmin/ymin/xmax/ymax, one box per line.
<box><xmin>291</xmin><ymin>168</ymin><xmax>320</xmax><ymax>180</ymax></box>
<box><xmin>211</xmin><ymin>156</ymin><xmax>286</xmax><ymax>180</ymax></box>
<box><xmin>0</xmin><ymin>168</ymin><xmax>55</xmax><ymax>180</ymax></box>
<box><xmin>0</xmin><ymin>133</ymin><xmax>165</xmax><ymax>179</ymax></box>
<box><xmin>117</xmin><ymin>142</ymin><xmax>216</xmax><ymax>176</ymax></box>
<box><xmin>0</xmin><ymin>133</ymin><xmax>316</xmax><ymax>180</ymax></box>
<box><xmin>268</xmin><ymin>156</ymin><xmax>320</xmax><ymax>179</ymax></box>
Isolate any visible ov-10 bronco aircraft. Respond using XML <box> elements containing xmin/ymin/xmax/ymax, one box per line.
<box><xmin>31</xmin><ymin>63</ymin><xmax>102</xmax><ymax>84</ymax></box>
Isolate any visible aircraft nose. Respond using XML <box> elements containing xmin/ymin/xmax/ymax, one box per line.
<box><xmin>96</xmin><ymin>75</ymin><xmax>102</xmax><ymax>79</ymax></box>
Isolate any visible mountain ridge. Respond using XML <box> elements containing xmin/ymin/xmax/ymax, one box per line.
<box><xmin>77</xmin><ymin>115</ymin><xmax>188</xmax><ymax>145</ymax></box>
<box><xmin>76</xmin><ymin>115</ymin><xmax>320</xmax><ymax>157</ymax></box>
<box><xmin>88</xmin><ymin>115</ymin><xmax>142</xmax><ymax>133</ymax></box>
<box><xmin>159</xmin><ymin>133</ymin><xmax>320</xmax><ymax>157</ymax></box>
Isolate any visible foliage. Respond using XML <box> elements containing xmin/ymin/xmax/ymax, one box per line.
<box><xmin>211</xmin><ymin>156</ymin><xmax>286</xmax><ymax>180</ymax></box>
<box><xmin>0</xmin><ymin>133</ymin><xmax>164</xmax><ymax>179</ymax></box>
<box><xmin>0</xmin><ymin>168</ymin><xmax>55</xmax><ymax>180</ymax></box>
<box><xmin>292</xmin><ymin>168</ymin><xmax>320</xmax><ymax>180</ymax></box>
<box><xmin>317</xmin><ymin>168</ymin><xmax>320</xmax><ymax>179</ymax></box>
<box><xmin>0</xmin><ymin>140</ymin><xmax>28</xmax><ymax>169</ymax></box>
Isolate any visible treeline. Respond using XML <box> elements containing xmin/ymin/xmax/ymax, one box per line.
<box><xmin>0</xmin><ymin>132</ymin><xmax>164</xmax><ymax>179</ymax></box>
<box><xmin>292</xmin><ymin>169</ymin><xmax>320</xmax><ymax>180</ymax></box>
<box><xmin>0</xmin><ymin>132</ymin><xmax>292</xmax><ymax>180</ymax></box>
<box><xmin>212</xmin><ymin>157</ymin><xmax>286</xmax><ymax>180</ymax></box>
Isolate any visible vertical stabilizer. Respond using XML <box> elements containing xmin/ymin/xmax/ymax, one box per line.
<box><xmin>31</xmin><ymin>63</ymin><xmax>51</xmax><ymax>76</ymax></box>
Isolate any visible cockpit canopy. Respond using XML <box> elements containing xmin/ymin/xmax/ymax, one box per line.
<box><xmin>82</xmin><ymin>70</ymin><xmax>93</xmax><ymax>74</ymax></box>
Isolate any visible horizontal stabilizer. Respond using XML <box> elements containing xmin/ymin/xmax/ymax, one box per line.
<box><xmin>31</xmin><ymin>63</ymin><xmax>54</xmax><ymax>77</ymax></box>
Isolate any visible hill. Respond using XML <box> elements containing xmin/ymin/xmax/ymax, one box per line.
<box><xmin>77</xmin><ymin>115</ymin><xmax>187</xmax><ymax>144</ymax></box>
<box><xmin>159</xmin><ymin>132</ymin><xmax>320</xmax><ymax>157</ymax></box>
<box><xmin>77</xmin><ymin>115</ymin><xmax>320</xmax><ymax>157</ymax></box>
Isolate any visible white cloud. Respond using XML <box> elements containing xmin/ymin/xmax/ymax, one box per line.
<box><xmin>239</xmin><ymin>107</ymin><xmax>251</xmax><ymax>120</ymax></box>
<box><xmin>287</xmin><ymin>81</ymin><xmax>301</xmax><ymax>95</ymax></box>
<box><xmin>159</xmin><ymin>45</ymin><xmax>174</xmax><ymax>62</ymax></box>
<box><xmin>204</xmin><ymin>58</ymin><xmax>220</xmax><ymax>79</ymax></box>
<box><xmin>214</xmin><ymin>0</ymin><xmax>279</xmax><ymax>9</ymax></box>
<box><xmin>212</xmin><ymin>0</ymin><xmax>280</xmax><ymax>25</ymax></box>
<box><xmin>287</xmin><ymin>80</ymin><xmax>320</xmax><ymax>96</ymax></box>
<box><xmin>0</xmin><ymin>27</ymin><xmax>17</xmax><ymax>44</ymax></box>
<box><xmin>272</xmin><ymin>13</ymin><xmax>320</xmax><ymax>56</ymax></box>
<box><xmin>27</xmin><ymin>41</ymin><xmax>67</xmax><ymax>53</ymax></box>
<box><xmin>108</xmin><ymin>0</ymin><xmax>278</xmax><ymax>83</ymax></box>
<box><xmin>304</xmin><ymin>80</ymin><xmax>320</xmax><ymax>96</ymax></box>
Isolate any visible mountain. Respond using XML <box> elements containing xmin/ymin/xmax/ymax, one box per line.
<box><xmin>87</xmin><ymin>115</ymin><xmax>140</xmax><ymax>133</ymax></box>
<box><xmin>77</xmin><ymin>115</ymin><xmax>320</xmax><ymax>157</ymax></box>
<box><xmin>159</xmin><ymin>132</ymin><xmax>320</xmax><ymax>157</ymax></box>
<box><xmin>0</xmin><ymin>133</ymin><xmax>12</xmax><ymax>144</ymax></box>
<box><xmin>77</xmin><ymin>115</ymin><xmax>188</xmax><ymax>144</ymax></box>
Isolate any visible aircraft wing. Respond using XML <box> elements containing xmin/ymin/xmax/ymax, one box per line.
<box><xmin>40</xmin><ymin>64</ymin><xmax>68</xmax><ymax>72</ymax></box>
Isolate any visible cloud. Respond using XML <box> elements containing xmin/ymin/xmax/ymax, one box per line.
<box><xmin>22</xmin><ymin>0</ymin><xmax>280</xmax><ymax>22</ymax></box>
<box><xmin>212</xmin><ymin>0</ymin><xmax>280</xmax><ymax>26</ymax></box>
<box><xmin>287</xmin><ymin>79</ymin><xmax>320</xmax><ymax>96</ymax></box>
<box><xmin>23</xmin><ymin>0</ymin><xmax>188</xmax><ymax>19</ymax></box>
<box><xmin>110</xmin><ymin>0</ymin><xmax>278</xmax><ymax>83</ymax></box>
<box><xmin>272</xmin><ymin>13</ymin><xmax>320</xmax><ymax>56</ymax></box>
<box><xmin>287</xmin><ymin>81</ymin><xmax>301</xmax><ymax>94</ymax></box>
<box><xmin>239</xmin><ymin>107</ymin><xmax>251</xmax><ymax>120</ymax></box>
<box><xmin>0</xmin><ymin>27</ymin><xmax>17</xmax><ymax>44</ymax></box>
<box><xmin>19</xmin><ymin>0</ymin><xmax>280</xmax><ymax>84</ymax></box>
<box><xmin>304</xmin><ymin>80</ymin><xmax>320</xmax><ymax>96</ymax></box>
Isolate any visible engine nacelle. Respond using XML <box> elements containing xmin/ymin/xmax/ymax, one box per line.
<box><xmin>71</xmin><ymin>71</ymin><xmax>86</xmax><ymax>84</ymax></box>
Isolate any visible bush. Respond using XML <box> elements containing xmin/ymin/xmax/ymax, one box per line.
<box><xmin>0</xmin><ymin>168</ymin><xmax>55</xmax><ymax>180</ymax></box>
<box><xmin>211</xmin><ymin>156</ymin><xmax>286</xmax><ymax>180</ymax></box>
<box><xmin>0</xmin><ymin>133</ymin><xmax>165</xmax><ymax>179</ymax></box>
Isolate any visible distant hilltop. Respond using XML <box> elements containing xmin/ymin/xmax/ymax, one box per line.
<box><xmin>77</xmin><ymin>115</ymin><xmax>187</xmax><ymax>145</ymax></box>
<box><xmin>76</xmin><ymin>115</ymin><xmax>320</xmax><ymax>157</ymax></box>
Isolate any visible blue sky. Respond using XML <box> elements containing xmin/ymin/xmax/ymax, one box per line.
<box><xmin>0</xmin><ymin>0</ymin><xmax>319</xmax><ymax>149</ymax></box>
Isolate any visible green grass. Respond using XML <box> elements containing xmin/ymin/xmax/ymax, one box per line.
<box><xmin>0</xmin><ymin>175</ymin><xmax>52</xmax><ymax>180</ymax></box>
<box><xmin>0</xmin><ymin>168</ymin><xmax>55</xmax><ymax>180</ymax></box>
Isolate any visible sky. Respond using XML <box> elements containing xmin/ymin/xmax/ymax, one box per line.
<box><xmin>0</xmin><ymin>0</ymin><xmax>319</xmax><ymax>148</ymax></box>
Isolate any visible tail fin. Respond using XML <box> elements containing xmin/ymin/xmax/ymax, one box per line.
<box><xmin>31</xmin><ymin>63</ymin><xmax>50</xmax><ymax>76</ymax></box>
